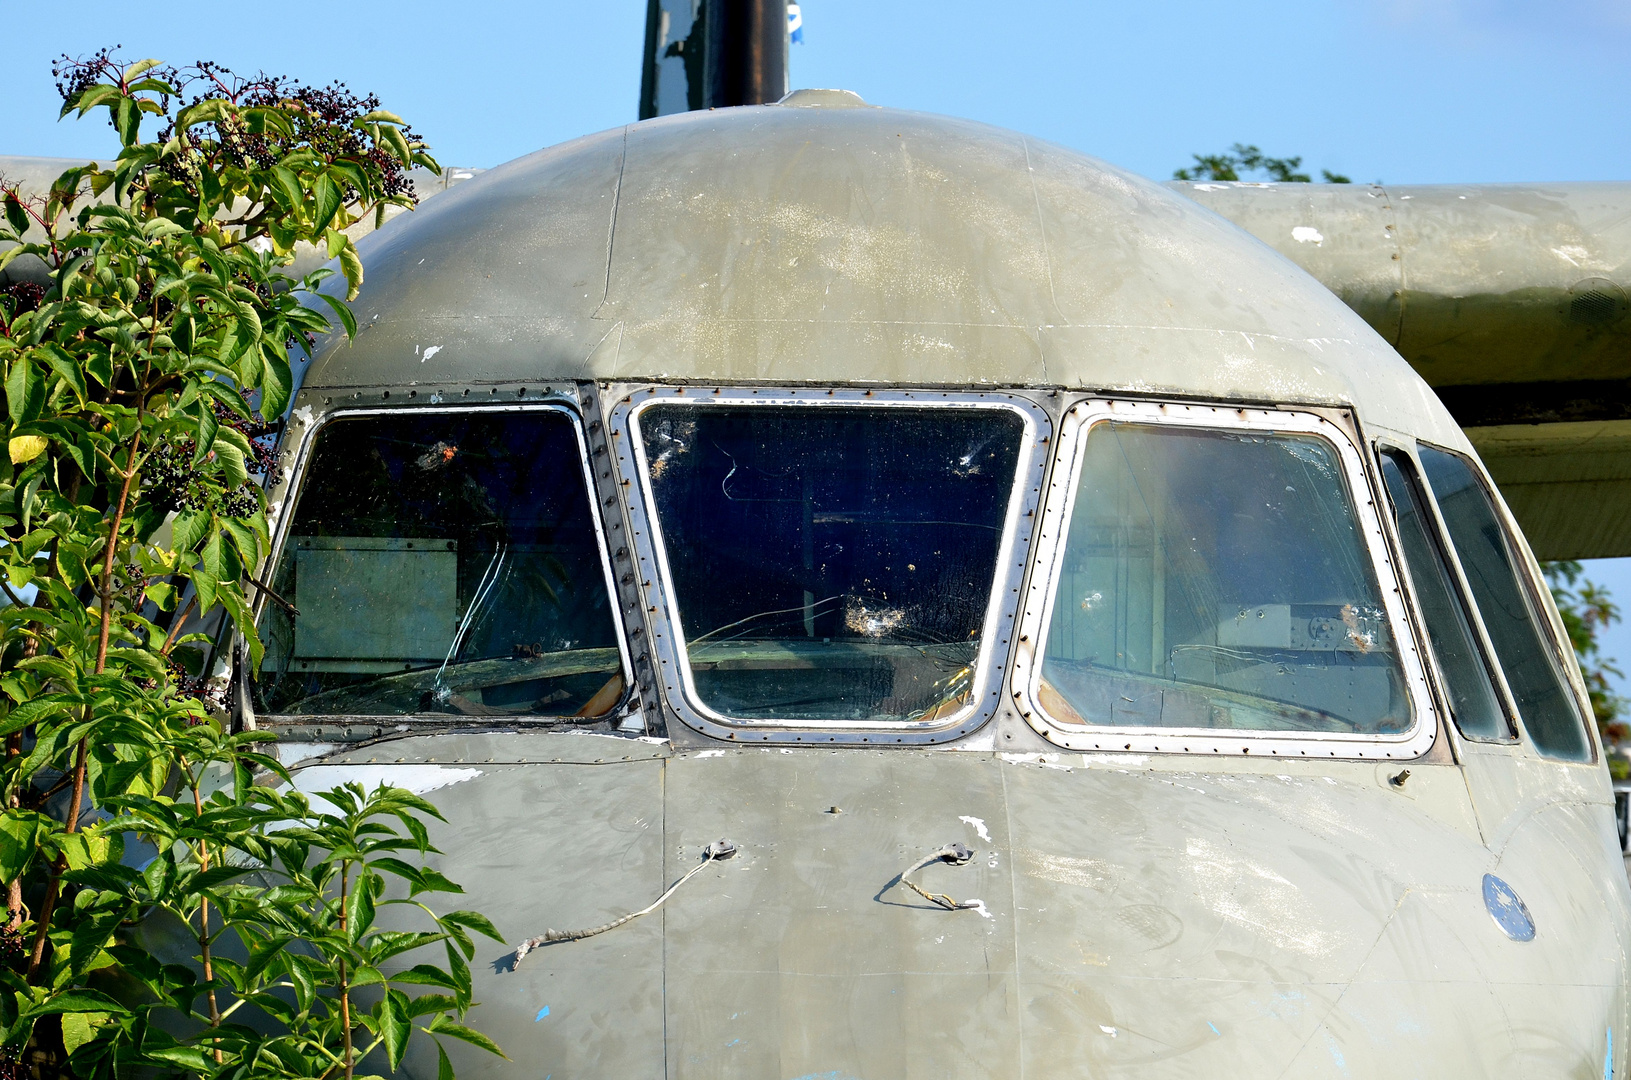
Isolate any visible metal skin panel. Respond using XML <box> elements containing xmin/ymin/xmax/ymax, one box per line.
<box><xmin>280</xmin><ymin>734</ymin><xmax>1630</xmax><ymax>1078</ymax></box>
<box><xmin>277</xmin><ymin>103</ymin><xmax>1469</xmax><ymax>457</ymax></box>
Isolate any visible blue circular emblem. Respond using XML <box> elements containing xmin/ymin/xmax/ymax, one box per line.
<box><xmin>1482</xmin><ymin>873</ymin><xmax>1535</xmax><ymax>942</ymax></box>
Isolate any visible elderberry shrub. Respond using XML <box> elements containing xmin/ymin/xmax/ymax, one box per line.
<box><xmin>52</xmin><ymin>52</ymin><xmax>422</xmax><ymax>207</ymax></box>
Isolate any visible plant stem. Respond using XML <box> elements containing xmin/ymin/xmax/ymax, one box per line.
<box><xmin>27</xmin><ymin>432</ymin><xmax>141</xmax><ymax>979</ymax></box>
<box><xmin>160</xmin><ymin>594</ymin><xmax>199</xmax><ymax>656</ymax></box>
<box><xmin>5</xmin><ymin>732</ymin><xmax>20</xmax><ymax>932</ymax></box>
<box><xmin>188</xmin><ymin>763</ymin><xmax>222</xmax><ymax>1063</ymax></box>
<box><xmin>339</xmin><ymin>861</ymin><xmax>352</xmax><ymax>1080</ymax></box>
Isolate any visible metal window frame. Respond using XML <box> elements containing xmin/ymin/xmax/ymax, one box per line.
<box><xmin>1010</xmin><ymin>398</ymin><xmax>1440</xmax><ymax>760</ymax></box>
<box><xmin>252</xmin><ymin>396</ymin><xmax>637</xmax><ymax>726</ymax></box>
<box><xmin>611</xmin><ymin>385</ymin><xmax>1051</xmax><ymax>744</ymax></box>
<box><xmin>1411</xmin><ymin>439</ymin><xmax>1600</xmax><ymax>763</ymax></box>
<box><xmin>1373</xmin><ymin>441</ymin><xmax>1520</xmax><ymax>745</ymax></box>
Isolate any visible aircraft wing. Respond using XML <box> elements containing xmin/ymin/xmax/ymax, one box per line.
<box><xmin>1175</xmin><ymin>180</ymin><xmax>1631</xmax><ymax>559</ymax></box>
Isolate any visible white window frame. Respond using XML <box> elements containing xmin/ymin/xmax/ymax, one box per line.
<box><xmin>253</xmin><ymin>397</ymin><xmax>635</xmax><ymax>724</ymax></box>
<box><xmin>1009</xmin><ymin>398</ymin><xmax>1440</xmax><ymax>759</ymax></box>
<box><xmin>612</xmin><ymin>386</ymin><xmax>1051</xmax><ymax>744</ymax></box>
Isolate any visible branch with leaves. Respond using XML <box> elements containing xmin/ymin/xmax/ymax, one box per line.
<box><xmin>1175</xmin><ymin>142</ymin><xmax>1353</xmax><ymax>184</ymax></box>
<box><xmin>0</xmin><ymin>51</ymin><xmax>502</xmax><ymax>1077</ymax></box>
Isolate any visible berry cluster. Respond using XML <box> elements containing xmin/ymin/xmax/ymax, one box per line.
<box><xmin>168</xmin><ymin>655</ymin><xmax>228</xmax><ymax>713</ymax></box>
<box><xmin>53</xmin><ymin>49</ymin><xmax>423</xmax><ymax>215</ymax></box>
<box><xmin>141</xmin><ymin>400</ymin><xmax>282</xmax><ymax>518</ymax></box>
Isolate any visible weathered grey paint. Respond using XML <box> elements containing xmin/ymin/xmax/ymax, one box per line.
<box><xmin>284</xmin><ymin>729</ymin><xmax>1625</xmax><ymax>1078</ymax></box>
<box><xmin>257</xmin><ymin>100</ymin><xmax>1631</xmax><ymax>1078</ymax></box>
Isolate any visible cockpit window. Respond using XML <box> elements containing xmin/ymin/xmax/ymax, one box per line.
<box><xmin>1378</xmin><ymin>448</ymin><xmax>1510</xmax><ymax>740</ymax></box>
<box><xmin>255</xmin><ymin>408</ymin><xmax>625</xmax><ymax>719</ymax></box>
<box><xmin>1417</xmin><ymin>444</ymin><xmax>1590</xmax><ymax>761</ymax></box>
<box><xmin>1034</xmin><ymin>421</ymin><xmax>1413</xmax><ymax>735</ymax></box>
<box><xmin>638</xmin><ymin>403</ymin><xmax>1025</xmax><ymax>726</ymax></box>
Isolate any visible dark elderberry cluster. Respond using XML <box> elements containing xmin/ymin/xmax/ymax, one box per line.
<box><xmin>169</xmin><ymin>655</ymin><xmax>228</xmax><ymax>714</ymax></box>
<box><xmin>142</xmin><ymin>435</ymin><xmax>212</xmax><ymax>514</ymax></box>
<box><xmin>52</xmin><ymin>46</ymin><xmax>133</xmax><ymax>106</ymax></box>
<box><xmin>149</xmin><ymin>60</ymin><xmax>420</xmax><ymax>205</ymax></box>
<box><xmin>142</xmin><ymin>401</ymin><xmax>282</xmax><ymax>518</ymax></box>
<box><xmin>0</xmin><ymin>924</ymin><xmax>28</xmax><ymax>1078</ymax></box>
<box><xmin>0</xmin><ymin>282</ymin><xmax>44</xmax><ymax>327</ymax></box>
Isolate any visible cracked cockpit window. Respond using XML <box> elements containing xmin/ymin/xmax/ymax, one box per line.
<box><xmin>255</xmin><ymin>409</ymin><xmax>624</xmax><ymax>719</ymax></box>
<box><xmin>640</xmin><ymin>404</ymin><xmax>1024</xmax><ymax>724</ymax></box>
<box><xmin>1037</xmin><ymin>423</ymin><xmax>1411</xmax><ymax>734</ymax></box>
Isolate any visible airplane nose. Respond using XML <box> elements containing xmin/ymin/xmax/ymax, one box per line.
<box><xmin>300</xmin><ymin>735</ymin><xmax>1625</xmax><ymax>1079</ymax></box>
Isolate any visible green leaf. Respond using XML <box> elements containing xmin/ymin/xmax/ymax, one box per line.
<box><xmin>143</xmin><ymin>581</ymin><xmax>177</xmax><ymax>611</ymax></box>
<box><xmin>381</xmin><ymin>124</ymin><xmax>413</xmax><ymax>166</ymax></box>
<box><xmin>121</xmin><ymin>58</ymin><xmax>163</xmax><ymax>81</ymax></box>
<box><xmin>222</xmin><ymin>517</ymin><xmax>262</xmax><ymax>572</ymax></box>
<box><xmin>8</xmin><ymin>435</ymin><xmax>46</xmax><ymax>466</ymax></box>
<box><xmin>174</xmin><ymin>97</ymin><xmax>228</xmax><ymax>132</ymax></box>
<box><xmin>192</xmin><ymin>402</ymin><xmax>219</xmax><ymax>466</ymax></box>
<box><xmin>171</xmin><ymin>509</ymin><xmax>208</xmax><ymax>554</ymax></box>
<box><xmin>270</xmin><ymin>165</ymin><xmax>302</xmax><ymax>212</ymax></box>
<box><xmin>2</xmin><ymin>195</ymin><xmax>26</xmax><ymax>236</ymax></box>
<box><xmin>441</xmin><ymin>910</ymin><xmax>503</xmax><ymax>942</ymax></box>
<box><xmin>379</xmin><ymin>989</ymin><xmax>411</xmax><ymax>1069</ymax></box>
<box><xmin>58</xmin><ymin>1009</ymin><xmax>103</xmax><ymax>1056</ymax></box>
<box><xmin>0</xmin><ymin>810</ymin><xmax>52</xmax><ymax>882</ymax></box>
<box><xmin>314</xmin><ymin>291</ymin><xmax>358</xmax><ymax>339</ymax></box>
<box><xmin>6</xmin><ymin>358</ymin><xmax>38</xmax><ymax>425</ymax></box>
<box><xmin>213</xmin><ymin>440</ymin><xmax>249</xmax><ymax>489</ymax></box>
<box><xmin>199</xmin><ymin>532</ymin><xmax>231</xmax><ymax>584</ymax></box>
<box><xmin>25</xmin><ymin>989</ymin><xmax>130</xmax><ymax>1017</ymax></box>
<box><xmin>425</xmin><ymin>1019</ymin><xmax>504</xmax><ymax>1058</ymax></box>
<box><xmin>66</xmin><ymin>84</ymin><xmax>121</xmax><ymax>119</ymax></box>
<box><xmin>190</xmin><ymin>567</ymin><xmax>218</xmax><ymax>617</ymax></box>
<box><xmin>260</xmin><ymin>355</ymin><xmax>293</xmax><ymax>420</ymax></box>
<box><xmin>436</xmin><ymin>1041</ymin><xmax>455</xmax><ymax>1080</ymax></box>
<box><xmin>43</xmin><ymin>346</ymin><xmax>88</xmax><ymax>402</ymax></box>
<box><xmin>338</xmin><ymin>242</ymin><xmax>364</xmax><ymax>302</ymax></box>
<box><xmin>347</xmin><ymin>872</ymin><xmax>377</xmax><ymax>944</ymax></box>
<box><xmin>313</xmin><ymin>174</ymin><xmax>342</xmax><ymax>233</ymax></box>
<box><xmin>53</xmin><ymin>830</ymin><xmax>114</xmax><ymax>871</ymax></box>
<box><xmin>141</xmin><ymin>1045</ymin><xmax>211</xmax><ymax>1070</ymax></box>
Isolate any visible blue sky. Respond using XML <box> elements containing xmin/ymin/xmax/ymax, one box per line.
<box><xmin>6</xmin><ymin>0</ymin><xmax>1631</xmax><ymax>680</ymax></box>
<box><xmin>5</xmin><ymin>0</ymin><xmax>1630</xmax><ymax>182</ymax></box>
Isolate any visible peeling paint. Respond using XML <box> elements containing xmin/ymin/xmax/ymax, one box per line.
<box><xmin>290</xmin><ymin>764</ymin><xmax>483</xmax><ymax>797</ymax></box>
<box><xmin>959</xmin><ymin>815</ymin><xmax>991</xmax><ymax>841</ymax></box>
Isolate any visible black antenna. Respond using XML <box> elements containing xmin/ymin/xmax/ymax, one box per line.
<box><xmin>642</xmin><ymin>0</ymin><xmax>788</xmax><ymax>119</ymax></box>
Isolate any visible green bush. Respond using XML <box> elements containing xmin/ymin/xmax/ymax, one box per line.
<box><xmin>1</xmin><ymin>52</ymin><xmax>502</xmax><ymax>1078</ymax></box>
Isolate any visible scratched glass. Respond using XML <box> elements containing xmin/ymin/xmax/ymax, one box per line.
<box><xmin>256</xmin><ymin>409</ymin><xmax>625</xmax><ymax>719</ymax></box>
<box><xmin>1037</xmin><ymin>423</ymin><xmax>1412</xmax><ymax>734</ymax></box>
<box><xmin>1418</xmin><ymin>444</ymin><xmax>1590</xmax><ymax>761</ymax></box>
<box><xmin>641</xmin><ymin>404</ymin><xmax>1024</xmax><ymax>724</ymax></box>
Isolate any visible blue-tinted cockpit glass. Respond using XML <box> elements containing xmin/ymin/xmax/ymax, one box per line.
<box><xmin>256</xmin><ymin>410</ymin><xmax>623</xmax><ymax>719</ymax></box>
<box><xmin>641</xmin><ymin>405</ymin><xmax>1024</xmax><ymax>724</ymax></box>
